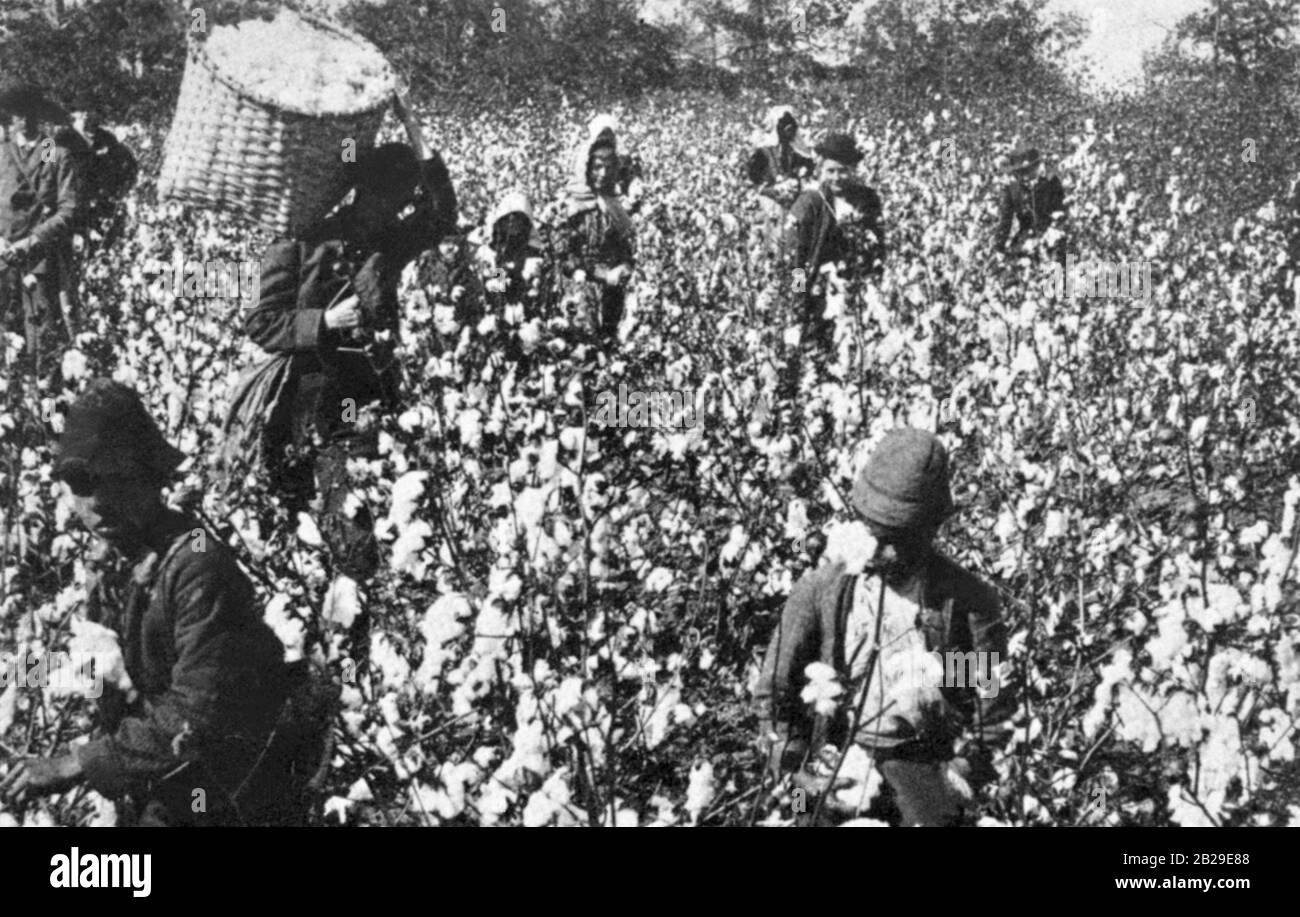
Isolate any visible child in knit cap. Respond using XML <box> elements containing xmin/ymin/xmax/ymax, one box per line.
<box><xmin>754</xmin><ymin>428</ymin><xmax>1016</xmax><ymax>825</ymax></box>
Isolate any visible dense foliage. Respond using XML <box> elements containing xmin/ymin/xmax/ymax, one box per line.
<box><xmin>2</xmin><ymin>73</ymin><xmax>1300</xmax><ymax>824</ymax></box>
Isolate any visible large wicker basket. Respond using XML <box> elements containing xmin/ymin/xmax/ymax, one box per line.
<box><xmin>157</xmin><ymin>13</ymin><xmax>397</xmax><ymax>238</ymax></box>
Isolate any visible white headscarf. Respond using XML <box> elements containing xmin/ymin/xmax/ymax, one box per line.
<box><xmin>563</xmin><ymin>117</ymin><xmax>633</xmax><ymax>239</ymax></box>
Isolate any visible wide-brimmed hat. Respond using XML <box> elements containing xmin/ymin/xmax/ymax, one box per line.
<box><xmin>814</xmin><ymin>132</ymin><xmax>864</xmax><ymax>167</ymax></box>
<box><xmin>54</xmin><ymin>379</ymin><xmax>185</xmax><ymax>487</ymax></box>
<box><xmin>850</xmin><ymin>428</ymin><xmax>955</xmax><ymax>531</ymax></box>
<box><xmin>0</xmin><ymin>83</ymin><xmax>69</xmax><ymax>124</ymax></box>
<box><xmin>1007</xmin><ymin>146</ymin><xmax>1042</xmax><ymax>173</ymax></box>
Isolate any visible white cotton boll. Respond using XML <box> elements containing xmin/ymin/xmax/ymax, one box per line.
<box><xmin>823</xmin><ymin>520</ymin><xmax>876</xmax><ymax>574</ymax></box>
<box><xmin>322</xmin><ymin>575</ymin><xmax>361</xmax><ymax>629</ymax></box>
<box><xmin>369</xmin><ymin>632</ymin><xmax>411</xmax><ymax>689</ymax></box>
<box><xmin>390</xmin><ymin>521</ymin><xmax>433</xmax><ymax>576</ymax></box>
<box><xmin>559</xmin><ymin>427</ymin><xmax>585</xmax><ymax>452</ymax></box>
<box><xmin>1043</xmin><ymin>510</ymin><xmax>1068</xmax><ymax>539</ymax></box>
<box><xmin>685</xmin><ymin>761</ymin><xmax>715</xmax><ymax>824</ymax></box>
<box><xmin>487</xmin><ymin>566</ymin><xmax>522</xmax><ymax>602</ymax></box>
<box><xmin>296</xmin><ymin>512</ymin><xmax>323</xmax><ymax>546</ymax></box>
<box><xmin>340</xmin><ymin>491</ymin><xmax>365</xmax><ymax>521</ymax></box>
<box><xmin>719</xmin><ymin>525</ymin><xmax>747</xmax><ymax>564</ymax></box>
<box><xmin>0</xmin><ymin>683</ymin><xmax>16</xmax><ymax>736</ymax></box>
<box><xmin>537</xmin><ymin>439</ymin><xmax>559</xmax><ymax>480</ymax></box>
<box><xmin>323</xmin><ymin>797</ymin><xmax>352</xmax><ymax>824</ymax></box>
<box><xmin>264</xmin><ymin>594</ymin><xmax>305</xmax><ymax>660</ymax></box>
<box><xmin>60</xmin><ymin>348</ymin><xmax>88</xmax><ymax>381</ymax></box>
<box><xmin>645</xmin><ymin>567</ymin><xmax>674</xmax><ymax>593</ymax></box>
<box><xmin>397</xmin><ymin>408</ymin><xmax>424</xmax><ymax>432</ymax></box>
<box><xmin>433</xmin><ymin>305</ymin><xmax>458</xmax><ymax>336</ymax></box>
<box><xmin>513</xmin><ymin>487</ymin><xmax>549</xmax><ymax>534</ymax></box>
<box><xmin>67</xmin><ymin>618</ymin><xmax>133</xmax><ymax>694</ymax></box>
<box><xmin>387</xmin><ymin>471</ymin><xmax>428</xmax><ymax>526</ymax></box>
<box><xmin>458</xmin><ymin>409</ymin><xmax>483</xmax><ymax>449</ymax></box>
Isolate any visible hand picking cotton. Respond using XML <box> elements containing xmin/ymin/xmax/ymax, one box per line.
<box><xmin>204</xmin><ymin>13</ymin><xmax>392</xmax><ymax>112</ymax></box>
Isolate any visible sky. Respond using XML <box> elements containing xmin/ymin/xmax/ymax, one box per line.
<box><xmin>641</xmin><ymin>0</ymin><xmax>1210</xmax><ymax>87</ymax></box>
<box><xmin>1051</xmin><ymin>0</ymin><xmax>1206</xmax><ymax>85</ymax></box>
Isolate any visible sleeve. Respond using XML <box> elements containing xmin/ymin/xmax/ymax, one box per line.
<box><xmin>25</xmin><ymin>147</ymin><xmax>80</xmax><ymax>260</ymax></box>
<box><xmin>555</xmin><ymin>213</ymin><xmax>587</xmax><ymax>279</ymax></box>
<box><xmin>76</xmin><ymin>548</ymin><xmax>267</xmax><ymax>798</ymax></box>
<box><xmin>993</xmin><ymin>184</ymin><xmax>1015</xmax><ymax>252</ymax></box>
<box><xmin>746</xmin><ymin>148</ymin><xmax>771</xmax><ymax>187</ymax></box>
<box><xmin>107</xmin><ymin>143</ymin><xmax>139</xmax><ymax>200</ymax></box>
<box><xmin>1045</xmin><ymin>176</ymin><xmax>1067</xmax><ymax>221</ymax></box>
<box><xmin>863</xmin><ymin>187</ymin><xmax>886</xmax><ymax>263</ymax></box>
<box><xmin>780</xmin><ymin>193</ymin><xmax>816</xmax><ymax>274</ymax></box>
<box><xmin>245</xmin><ymin>241</ymin><xmax>324</xmax><ymax>354</ymax></box>
<box><xmin>965</xmin><ymin>581</ymin><xmax>1016</xmax><ymax>743</ymax></box>
<box><xmin>614</xmin><ymin>217</ymin><xmax>635</xmax><ymax>271</ymax></box>
<box><xmin>753</xmin><ymin>570</ymin><xmax>825</xmax><ymax>773</ymax></box>
<box><xmin>351</xmin><ymin>251</ymin><xmax>390</xmax><ymax>327</ymax></box>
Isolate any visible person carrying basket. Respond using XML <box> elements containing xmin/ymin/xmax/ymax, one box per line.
<box><xmin>242</xmin><ymin>90</ymin><xmax>458</xmax><ymax>597</ymax></box>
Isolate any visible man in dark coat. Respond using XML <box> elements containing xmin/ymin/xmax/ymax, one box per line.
<box><xmin>992</xmin><ymin>146</ymin><xmax>1067</xmax><ymax>260</ymax></box>
<box><xmin>746</xmin><ymin>105</ymin><xmax>815</xmax><ymax>205</ymax></box>
<box><xmin>246</xmin><ymin>92</ymin><xmax>457</xmax><ymax>585</ymax></box>
<box><xmin>754</xmin><ymin>428</ymin><xmax>1015</xmax><ymax>826</ymax></box>
<box><xmin>746</xmin><ymin>105</ymin><xmax>816</xmax><ymax>255</ymax></box>
<box><xmin>0</xmin><ymin>380</ymin><xmax>317</xmax><ymax>826</ymax></box>
<box><xmin>60</xmin><ymin>105</ymin><xmax>138</xmax><ymax>251</ymax></box>
<box><xmin>0</xmin><ymin>83</ymin><xmax>81</xmax><ymax>376</ymax></box>
<box><xmin>778</xmin><ymin>132</ymin><xmax>884</xmax><ymax>393</ymax></box>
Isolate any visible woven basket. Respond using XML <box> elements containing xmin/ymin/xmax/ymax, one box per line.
<box><xmin>157</xmin><ymin>14</ymin><xmax>396</xmax><ymax>238</ymax></box>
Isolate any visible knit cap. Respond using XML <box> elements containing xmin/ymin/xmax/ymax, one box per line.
<box><xmin>850</xmin><ymin>428</ymin><xmax>955</xmax><ymax>530</ymax></box>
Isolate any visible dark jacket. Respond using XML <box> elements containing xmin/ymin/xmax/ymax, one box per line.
<box><xmin>246</xmin><ymin>153</ymin><xmax>457</xmax><ymax>442</ymax></box>
<box><xmin>418</xmin><ymin>241</ymin><xmax>483</xmax><ymax>328</ymax></box>
<box><xmin>482</xmin><ymin>241</ymin><xmax>553</xmax><ymax>319</ymax></box>
<box><xmin>754</xmin><ymin>554</ymin><xmax>1014</xmax><ymax>771</ymax></box>
<box><xmin>994</xmin><ymin>173</ymin><xmax>1067</xmax><ymax>253</ymax></box>
<box><xmin>76</xmin><ymin>511</ymin><xmax>288</xmax><ymax>815</ymax></box>
<box><xmin>746</xmin><ymin>143</ymin><xmax>815</xmax><ymax>191</ymax></box>
<box><xmin>557</xmin><ymin>205</ymin><xmax>634</xmax><ymax>277</ymax></box>
<box><xmin>0</xmin><ymin>133</ymin><xmax>80</xmax><ymax>275</ymax></box>
<box><xmin>781</xmin><ymin>182</ymin><xmax>885</xmax><ymax>283</ymax></box>
<box><xmin>57</xmin><ymin>125</ymin><xmax>137</xmax><ymax>240</ymax></box>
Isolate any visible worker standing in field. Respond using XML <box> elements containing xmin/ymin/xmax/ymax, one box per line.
<box><xmin>556</xmin><ymin>121</ymin><xmax>635</xmax><ymax>342</ymax></box>
<box><xmin>778</xmin><ymin>132</ymin><xmax>884</xmax><ymax>393</ymax></box>
<box><xmin>754</xmin><ymin>428</ymin><xmax>1016</xmax><ymax>826</ymax></box>
<box><xmin>235</xmin><ymin>91</ymin><xmax>457</xmax><ymax>597</ymax></box>
<box><xmin>0</xmin><ymin>380</ymin><xmax>332</xmax><ymax>826</ymax></box>
<box><xmin>745</xmin><ymin>105</ymin><xmax>815</xmax><ymax>253</ymax></box>
<box><xmin>52</xmin><ymin>100</ymin><xmax>139</xmax><ymax>336</ymax></box>
<box><xmin>991</xmin><ymin>145</ymin><xmax>1067</xmax><ymax>262</ymax></box>
<box><xmin>0</xmin><ymin>83</ymin><xmax>82</xmax><ymax>378</ymax></box>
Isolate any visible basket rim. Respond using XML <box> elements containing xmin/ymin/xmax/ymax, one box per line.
<box><xmin>189</xmin><ymin>9</ymin><xmax>397</xmax><ymax>119</ymax></box>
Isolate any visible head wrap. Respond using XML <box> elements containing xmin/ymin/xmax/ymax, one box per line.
<box><xmin>763</xmin><ymin>105</ymin><xmax>812</xmax><ymax>157</ymax></box>
<box><xmin>563</xmin><ymin>117</ymin><xmax>633</xmax><ymax>239</ymax></box>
